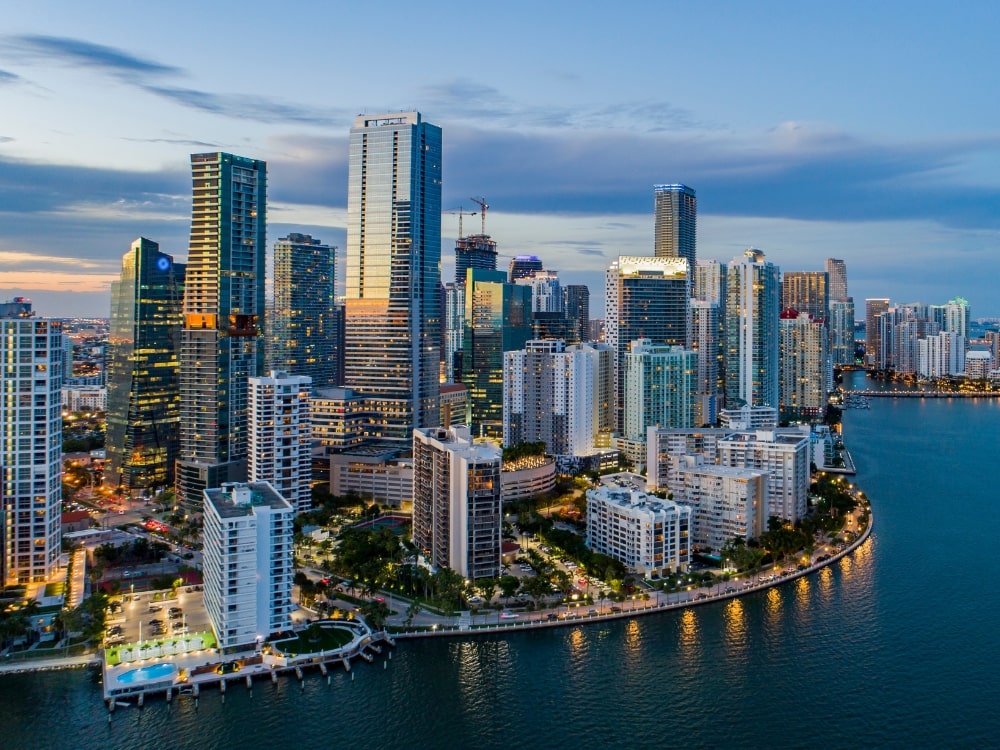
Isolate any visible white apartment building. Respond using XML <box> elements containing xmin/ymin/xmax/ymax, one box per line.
<box><xmin>61</xmin><ymin>385</ymin><xmax>106</xmax><ymax>413</ymax></box>
<box><xmin>718</xmin><ymin>430</ymin><xmax>810</xmax><ymax>524</ymax></box>
<box><xmin>202</xmin><ymin>481</ymin><xmax>294</xmax><ymax>651</ymax></box>
<box><xmin>669</xmin><ymin>455</ymin><xmax>767</xmax><ymax>554</ymax></box>
<box><xmin>964</xmin><ymin>350</ymin><xmax>992</xmax><ymax>379</ymax></box>
<box><xmin>918</xmin><ymin>331</ymin><xmax>965</xmax><ymax>378</ymax></box>
<box><xmin>412</xmin><ymin>427</ymin><xmax>503</xmax><ymax>580</ymax></box>
<box><xmin>249</xmin><ymin>371</ymin><xmax>312</xmax><ymax>514</ymax></box>
<box><xmin>586</xmin><ymin>486</ymin><xmax>691</xmax><ymax>578</ymax></box>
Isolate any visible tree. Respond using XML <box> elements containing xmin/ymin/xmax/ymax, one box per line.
<box><xmin>521</xmin><ymin>575</ymin><xmax>552</xmax><ymax>608</ymax></box>
<box><xmin>404</xmin><ymin>601</ymin><xmax>421</xmax><ymax>627</ymax></box>
<box><xmin>498</xmin><ymin>575</ymin><xmax>520</xmax><ymax>604</ymax></box>
<box><xmin>477</xmin><ymin>577</ymin><xmax>499</xmax><ymax>605</ymax></box>
<box><xmin>360</xmin><ymin>600</ymin><xmax>390</xmax><ymax>631</ymax></box>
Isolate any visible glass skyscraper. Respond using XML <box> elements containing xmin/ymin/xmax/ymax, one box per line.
<box><xmin>176</xmin><ymin>152</ymin><xmax>267</xmax><ymax>508</ymax></box>
<box><xmin>344</xmin><ymin>112</ymin><xmax>442</xmax><ymax>441</ymax></box>
<box><xmin>268</xmin><ymin>233</ymin><xmax>338</xmax><ymax>390</ymax></box>
<box><xmin>455</xmin><ymin>234</ymin><xmax>497</xmax><ymax>285</ymax></box>
<box><xmin>725</xmin><ymin>248</ymin><xmax>781</xmax><ymax>410</ymax></box>
<box><xmin>654</xmin><ymin>184</ymin><xmax>697</xmax><ymax>272</ymax></box>
<box><xmin>106</xmin><ymin>237</ymin><xmax>185</xmax><ymax>493</ymax></box>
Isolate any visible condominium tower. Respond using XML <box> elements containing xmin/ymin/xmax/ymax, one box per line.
<box><xmin>653</xmin><ymin>184</ymin><xmax>697</xmax><ymax>275</ymax></box>
<box><xmin>106</xmin><ymin>238</ymin><xmax>185</xmax><ymax>492</ymax></box>
<box><xmin>725</xmin><ymin>249</ymin><xmax>781</xmax><ymax>411</ymax></box>
<box><xmin>344</xmin><ymin>112</ymin><xmax>442</xmax><ymax>441</ymax></box>
<box><xmin>249</xmin><ymin>371</ymin><xmax>312</xmax><ymax>514</ymax></box>
<box><xmin>176</xmin><ymin>153</ymin><xmax>267</xmax><ymax>508</ymax></box>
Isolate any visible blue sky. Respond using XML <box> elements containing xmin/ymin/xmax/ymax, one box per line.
<box><xmin>1</xmin><ymin>1</ymin><xmax>999</xmax><ymax>317</ymax></box>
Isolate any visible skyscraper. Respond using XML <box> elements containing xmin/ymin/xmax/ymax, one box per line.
<box><xmin>654</xmin><ymin>184</ymin><xmax>697</xmax><ymax>271</ymax></box>
<box><xmin>268</xmin><ymin>233</ymin><xmax>337</xmax><ymax>390</ymax></box>
<box><xmin>1</xmin><ymin>304</ymin><xmax>63</xmax><ymax>585</ymax></box>
<box><xmin>249</xmin><ymin>371</ymin><xmax>312</xmax><ymax>514</ymax></box>
<box><xmin>605</xmin><ymin>256</ymin><xmax>689</xmax><ymax>432</ymax></box>
<box><xmin>725</xmin><ymin>249</ymin><xmax>781</xmax><ymax>411</ymax></box>
<box><xmin>455</xmin><ymin>234</ymin><xmax>498</xmax><ymax>285</ymax></box>
<box><xmin>865</xmin><ymin>298</ymin><xmax>890</xmax><ymax>368</ymax></box>
<box><xmin>508</xmin><ymin>255</ymin><xmax>543</xmax><ymax>282</ymax></box>
<box><xmin>624</xmin><ymin>340</ymin><xmax>697</xmax><ymax>441</ymax></box>
<box><xmin>779</xmin><ymin>311</ymin><xmax>828</xmax><ymax>421</ymax></box>
<box><xmin>829</xmin><ymin>299</ymin><xmax>856</xmax><ymax>366</ymax></box>
<box><xmin>344</xmin><ymin>112</ymin><xmax>442</xmax><ymax>441</ymax></box>
<box><xmin>106</xmin><ymin>238</ymin><xmax>185</xmax><ymax>493</ymax></box>
<box><xmin>782</xmin><ymin>271</ymin><xmax>829</xmax><ymax>323</ymax></box>
<box><xmin>825</xmin><ymin>258</ymin><xmax>848</xmax><ymax>302</ymax></box>
<box><xmin>176</xmin><ymin>152</ymin><xmax>267</xmax><ymax>508</ymax></box>
<box><xmin>563</xmin><ymin>285</ymin><xmax>591</xmax><ymax>343</ymax></box>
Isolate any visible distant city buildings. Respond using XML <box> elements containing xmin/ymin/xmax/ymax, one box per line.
<box><xmin>106</xmin><ymin>237</ymin><xmax>184</xmax><ymax>493</ymax></box>
<box><xmin>508</xmin><ymin>255</ymin><xmax>543</xmax><ymax>282</ymax></box>
<box><xmin>202</xmin><ymin>482</ymin><xmax>293</xmax><ymax>651</ymax></box>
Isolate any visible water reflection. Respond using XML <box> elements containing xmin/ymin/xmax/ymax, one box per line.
<box><xmin>723</xmin><ymin>598</ymin><xmax>747</xmax><ymax>659</ymax></box>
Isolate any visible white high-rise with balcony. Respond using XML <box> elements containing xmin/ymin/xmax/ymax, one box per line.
<box><xmin>249</xmin><ymin>371</ymin><xmax>312</xmax><ymax>514</ymax></box>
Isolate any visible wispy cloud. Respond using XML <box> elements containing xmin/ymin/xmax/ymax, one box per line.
<box><xmin>122</xmin><ymin>136</ymin><xmax>220</xmax><ymax>148</ymax></box>
<box><xmin>5</xmin><ymin>34</ymin><xmax>180</xmax><ymax>77</ymax></box>
<box><xmin>0</xmin><ymin>69</ymin><xmax>19</xmax><ymax>84</ymax></box>
<box><xmin>142</xmin><ymin>85</ymin><xmax>347</xmax><ymax>126</ymax></box>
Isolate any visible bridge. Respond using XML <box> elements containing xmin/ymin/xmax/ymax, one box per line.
<box><xmin>841</xmin><ymin>390</ymin><xmax>1000</xmax><ymax>399</ymax></box>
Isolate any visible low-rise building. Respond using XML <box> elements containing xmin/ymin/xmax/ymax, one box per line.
<box><xmin>329</xmin><ymin>449</ymin><xmax>414</xmax><ymax>508</ymax></box>
<box><xmin>586</xmin><ymin>486</ymin><xmax>691</xmax><ymax>578</ymax></box>
<box><xmin>202</xmin><ymin>481</ymin><xmax>294</xmax><ymax>652</ymax></box>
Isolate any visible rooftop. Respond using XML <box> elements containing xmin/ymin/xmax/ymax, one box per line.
<box><xmin>204</xmin><ymin>481</ymin><xmax>291</xmax><ymax>519</ymax></box>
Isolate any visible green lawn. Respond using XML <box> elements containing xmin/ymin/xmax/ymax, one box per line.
<box><xmin>105</xmin><ymin>630</ymin><xmax>217</xmax><ymax>667</ymax></box>
<box><xmin>270</xmin><ymin>624</ymin><xmax>355</xmax><ymax>656</ymax></box>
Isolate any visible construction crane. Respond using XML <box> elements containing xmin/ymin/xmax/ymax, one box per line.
<box><xmin>444</xmin><ymin>206</ymin><xmax>477</xmax><ymax>238</ymax></box>
<box><xmin>469</xmin><ymin>197</ymin><xmax>489</xmax><ymax>235</ymax></box>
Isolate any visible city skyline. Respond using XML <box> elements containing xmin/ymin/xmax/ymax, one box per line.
<box><xmin>2</xmin><ymin>5</ymin><xmax>1000</xmax><ymax>317</ymax></box>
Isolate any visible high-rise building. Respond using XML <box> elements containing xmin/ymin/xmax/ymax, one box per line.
<box><xmin>249</xmin><ymin>371</ymin><xmax>312</xmax><ymax>514</ymax></box>
<box><xmin>694</xmin><ymin>259</ymin><xmax>726</xmax><ymax>306</ymax></box>
<box><xmin>461</xmin><ymin>269</ymin><xmax>532</xmax><ymax>436</ymax></box>
<box><xmin>563</xmin><ymin>285</ymin><xmax>590</xmax><ymax>344</ymax></box>
<box><xmin>516</xmin><ymin>270</ymin><xmax>562</xmax><ymax>314</ymax></box>
<box><xmin>508</xmin><ymin>255</ymin><xmax>543</xmax><ymax>282</ymax></box>
<box><xmin>825</xmin><ymin>258</ymin><xmax>848</xmax><ymax>302</ymax></box>
<box><xmin>829</xmin><ymin>299</ymin><xmax>856</xmax><ymax>366</ymax></box>
<box><xmin>202</xmin><ymin>481</ymin><xmax>293</xmax><ymax>651</ymax></box>
<box><xmin>782</xmin><ymin>271</ymin><xmax>829</xmax><ymax>323</ymax></box>
<box><xmin>605</xmin><ymin>256</ymin><xmax>689</xmax><ymax>432</ymax></box>
<box><xmin>503</xmin><ymin>340</ymin><xmax>614</xmax><ymax>460</ymax></box>
<box><xmin>442</xmin><ymin>282</ymin><xmax>465</xmax><ymax>382</ymax></box>
<box><xmin>865</xmin><ymin>298</ymin><xmax>890</xmax><ymax>368</ymax></box>
<box><xmin>1</xmin><ymin>305</ymin><xmax>63</xmax><ymax>585</ymax></box>
<box><xmin>930</xmin><ymin>297</ymin><xmax>971</xmax><ymax>340</ymax></box>
<box><xmin>624</xmin><ymin>339</ymin><xmax>697</xmax><ymax>440</ymax></box>
<box><xmin>689</xmin><ymin>300</ymin><xmax>723</xmax><ymax>426</ymax></box>
<box><xmin>653</xmin><ymin>184</ymin><xmax>697</xmax><ymax>276</ymax></box>
<box><xmin>106</xmin><ymin>238</ymin><xmax>184</xmax><ymax>493</ymax></box>
<box><xmin>718</xmin><ymin>429</ymin><xmax>810</xmax><ymax>524</ymax></box>
<box><xmin>344</xmin><ymin>112</ymin><xmax>442</xmax><ymax>442</ymax></box>
<box><xmin>779</xmin><ymin>311</ymin><xmax>828</xmax><ymax>421</ymax></box>
<box><xmin>918</xmin><ymin>332</ymin><xmax>965</xmax><ymax>378</ymax></box>
<box><xmin>725</xmin><ymin>249</ymin><xmax>780</xmax><ymax>411</ymax></box>
<box><xmin>176</xmin><ymin>152</ymin><xmax>267</xmax><ymax>508</ymax></box>
<box><xmin>412</xmin><ymin>426</ymin><xmax>502</xmax><ymax>580</ymax></box>
<box><xmin>455</xmin><ymin>234</ymin><xmax>497</xmax><ymax>285</ymax></box>
<box><xmin>268</xmin><ymin>233</ymin><xmax>337</xmax><ymax>390</ymax></box>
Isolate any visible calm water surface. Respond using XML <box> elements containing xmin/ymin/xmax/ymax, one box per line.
<box><xmin>6</xmin><ymin>372</ymin><xmax>1000</xmax><ymax>749</ymax></box>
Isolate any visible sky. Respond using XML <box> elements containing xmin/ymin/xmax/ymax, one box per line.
<box><xmin>2</xmin><ymin>1</ymin><xmax>1000</xmax><ymax>318</ymax></box>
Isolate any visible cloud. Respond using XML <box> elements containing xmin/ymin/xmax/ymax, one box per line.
<box><xmin>0</xmin><ymin>136</ymin><xmax>12</xmax><ymax>143</ymax></box>
<box><xmin>5</xmin><ymin>35</ymin><xmax>180</xmax><ymax>77</ymax></box>
<box><xmin>0</xmin><ymin>69</ymin><xmax>19</xmax><ymax>84</ymax></box>
<box><xmin>141</xmin><ymin>85</ymin><xmax>349</xmax><ymax>126</ymax></box>
<box><xmin>122</xmin><ymin>137</ymin><xmax>220</xmax><ymax>148</ymax></box>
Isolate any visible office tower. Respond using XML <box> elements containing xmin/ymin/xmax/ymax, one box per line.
<box><xmin>1</xmin><ymin>304</ymin><xmax>63</xmax><ymax>585</ymax></box>
<box><xmin>825</xmin><ymin>258</ymin><xmax>848</xmax><ymax>302</ymax></box>
<box><xmin>779</xmin><ymin>311</ymin><xmax>828</xmax><ymax>421</ymax></box>
<box><xmin>503</xmin><ymin>340</ymin><xmax>614</xmax><ymax>459</ymax></box>
<box><xmin>563</xmin><ymin>285</ymin><xmax>590</xmax><ymax>343</ymax></box>
<box><xmin>690</xmin><ymin>300</ymin><xmax>723</xmax><ymax>426</ymax></box>
<box><xmin>865</xmin><ymin>298</ymin><xmax>890</xmax><ymax>368</ymax></box>
<box><xmin>508</xmin><ymin>255</ymin><xmax>543</xmax><ymax>282</ymax></box>
<box><xmin>249</xmin><ymin>371</ymin><xmax>312</xmax><ymax>514</ymax></box>
<box><xmin>918</xmin><ymin>332</ymin><xmax>965</xmax><ymax>378</ymax></box>
<box><xmin>653</xmin><ymin>184</ymin><xmax>697</xmax><ymax>274</ymax></box>
<box><xmin>176</xmin><ymin>152</ymin><xmax>267</xmax><ymax>508</ymax></box>
<box><xmin>455</xmin><ymin>234</ymin><xmax>497</xmax><ymax>284</ymax></box>
<box><xmin>202</xmin><ymin>482</ymin><xmax>293</xmax><ymax>651</ymax></box>
<box><xmin>412</xmin><ymin>426</ymin><xmax>502</xmax><ymax>580</ymax></box>
<box><xmin>586</xmin><ymin>486</ymin><xmax>691</xmax><ymax>578</ymax></box>
<box><xmin>442</xmin><ymin>282</ymin><xmax>465</xmax><ymax>382</ymax></box>
<box><xmin>344</xmin><ymin>112</ymin><xmax>441</xmax><ymax>441</ymax></box>
<box><xmin>694</xmin><ymin>259</ymin><xmax>726</xmax><ymax>306</ymax></box>
<box><xmin>718</xmin><ymin>429</ymin><xmax>810</xmax><ymax>523</ymax></box>
<box><xmin>516</xmin><ymin>270</ymin><xmax>562</xmax><ymax>313</ymax></box>
<box><xmin>106</xmin><ymin>238</ymin><xmax>185</xmax><ymax>493</ymax></box>
<box><xmin>829</xmin><ymin>299</ymin><xmax>856</xmax><ymax>366</ymax></box>
<box><xmin>725</xmin><ymin>249</ymin><xmax>781</xmax><ymax>411</ymax></box>
<box><xmin>605</xmin><ymin>256</ymin><xmax>689</xmax><ymax>432</ymax></box>
<box><xmin>268</xmin><ymin>233</ymin><xmax>337</xmax><ymax>390</ymax></box>
<box><xmin>624</xmin><ymin>339</ymin><xmax>697</xmax><ymax>441</ymax></box>
<box><xmin>782</xmin><ymin>271</ymin><xmax>829</xmax><ymax>323</ymax></box>
<box><xmin>461</xmin><ymin>269</ymin><xmax>532</xmax><ymax>437</ymax></box>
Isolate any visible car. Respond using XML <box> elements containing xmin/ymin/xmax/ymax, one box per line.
<box><xmin>183</xmin><ymin>552</ymin><xmax>195</xmax><ymax>559</ymax></box>
<box><xmin>545</xmin><ymin>613</ymin><xmax>558</xmax><ymax>620</ymax></box>
<box><xmin>587</xmin><ymin>609</ymin><xmax>598</xmax><ymax>616</ymax></box>
<box><xmin>610</xmin><ymin>606</ymin><xmax>622</xmax><ymax>613</ymax></box>
<box><xmin>696</xmin><ymin>593</ymin><xmax>708</xmax><ymax>600</ymax></box>
<box><xmin>468</xmin><ymin>595</ymin><xmax>482</xmax><ymax>604</ymax></box>
<box><xmin>499</xmin><ymin>611</ymin><xmax>518</xmax><ymax>620</ymax></box>
<box><xmin>168</xmin><ymin>607</ymin><xmax>182</xmax><ymax>615</ymax></box>
<box><xmin>148</xmin><ymin>604</ymin><xmax>162</xmax><ymax>612</ymax></box>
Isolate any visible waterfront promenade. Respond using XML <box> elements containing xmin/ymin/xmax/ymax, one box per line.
<box><xmin>842</xmin><ymin>389</ymin><xmax>1000</xmax><ymax>398</ymax></box>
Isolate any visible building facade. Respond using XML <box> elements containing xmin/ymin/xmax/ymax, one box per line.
<box><xmin>725</xmin><ymin>249</ymin><xmax>781</xmax><ymax>411</ymax></box>
<box><xmin>781</xmin><ymin>271</ymin><xmax>829</xmax><ymax>324</ymax></box>
<box><xmin>508</xmin><ymin>255</ymin><xmax>543</xmax><ymax>282</ymax></box>
<box><xmin>412</xmin><ymin>427</ymin><xmax>502</xmax><ymax>580</ymax></box>
<box><xmin>865</xmin><ymin>298</ymin><xmax>890</xmax><ymax>368</ymax></box>
<box><xmin>176</xmin><ymin>152</ymin><xmax>267</xmax><ymax>508</ymax></box>
<box><xmin>106</xmin><ymin>238</ymin><xmax>184</xmax><ymax>493</ymax></box>
<box><xmin>249</xmin><ymin>371</ymin><xmax>312</xmax><ymax>514</ymax></box>
<box><xmin>344</xmin><ymin>112</ymin><xmax>442</xmax><ymax>442</ymax></box>
<box><xmin>829</xmin><ymin>299</ymin><xmax>856</xmax><ymax>366</ymax></box>
<box><xmin>653</xmin><ymin>184</ymin><xmax>697</xmax><ymax>276</ymax></box>
<box><xmin>623</xmin><ymin>339</ymin><xmax>696</xmax><ymax>441</ymax></box>
<box><xmin>586</xmin><ymin>486</ymin><xmax>691</xmax><ymax>578</ymax></box>
<box><xmin>202</xmin><ymin>482</ymin><xmax>293</xmax><ymax>651</ymax></box>
<box><xmin>563</xmin><ymin>285</ymin><xmax>591</xmax><ymax>344</ymax></box>
<box><xmin>717</xmin><ymin>429</ymin><xmax>810</xmax><ymax>524</ymax></box>
<box><xmin>779</xmin><ymin>311</ymin><xmax>829</xmax><ymax>421</ymax></box>
<box><xmin>268</xmin><ymin>234</ymin><xmax>338</xmax><ymax>390</ymax></box>
<box><xmin>455</xmin><ymin>234</ymin><xmax>498</xmax><ymax>285</ymax></box>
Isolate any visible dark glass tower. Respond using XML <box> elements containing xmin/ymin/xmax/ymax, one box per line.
<box><xmin>176</xmin><ymin>152</ymin><xmax>267</xmax><ymax>508</ymax></box>
<box><xmin>106</xmin><ymin>238</ymin><xmax>185</xmax><ymax>492</ymax></box>
<box><xmin>455</xmin><ymin>234</ymin><xmax>498</xmax><ymax>284</ymax></box>
<box><xmin>508</xmin><ymin>255</ymin><xmax>543</xmax><ymax>282</ymax></box>
<box><xmin>268</xmin><ymin>233</ymin><xmax>338</xmax><ymax>390</ymax></box>
<box><xmin>654</xmin><ymin>184</ymin><xmax>697</xmax><ymax>291</ymax></box>
<box><xmin>563</xmin><ymin>284</ymin><xmax>590</xmax><ymax>343</ymax></box>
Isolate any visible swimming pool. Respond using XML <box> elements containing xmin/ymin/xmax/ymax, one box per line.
<box><xmin>116</xmin><ymin>662</ymin><xmax>177</xmax><ymax>685</ymax></box>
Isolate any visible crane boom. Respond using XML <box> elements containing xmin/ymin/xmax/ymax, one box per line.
<box><xmin>469</xmin><ymin>197</ymin><xmax>489</xmax><ymax>235</ymax></box>
<box><xmin>444</xmin><ymin>206</ymin><xmax>477</xmax><ymax>238</ymax></box>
